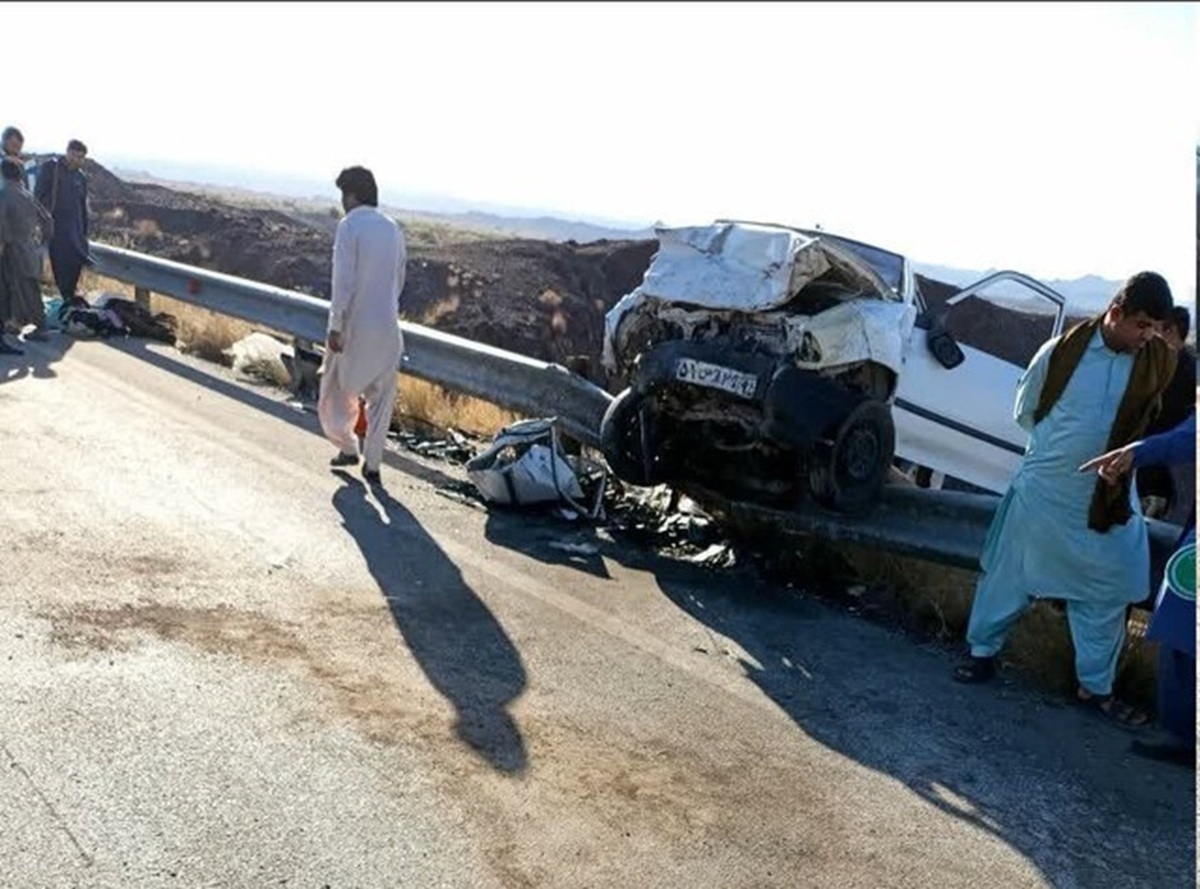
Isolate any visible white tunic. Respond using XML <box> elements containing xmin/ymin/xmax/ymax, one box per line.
<box><xmin>323</xmin><ymin>205</ymin><xmax>407</xmax><ymax>393</ymax></box>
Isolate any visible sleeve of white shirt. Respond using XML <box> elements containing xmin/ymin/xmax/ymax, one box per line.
<box><xmin>328</xmin><ymin>216</ymin><xmax>357</xmax><ymax>335</ymax></box>
<box><xmin>1014</xmin><ymin>335</ymin><xmax>1057</xmax><ymax>432</ymax></box>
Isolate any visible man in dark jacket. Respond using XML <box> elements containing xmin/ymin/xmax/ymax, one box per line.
<box><xmin>34</xmin><ymin>139</ymin><xmax>92</xmax><ymax>308</ymax></box>
<box><xmin>1082</xmin><ymin>412</ymin><xmax>1196</xmax><ymax>766</ymax></box>
<box><xmin>1137</xmin><ymin>305</ymin><xmax>1196</xmax><ymax>524</ymax></box>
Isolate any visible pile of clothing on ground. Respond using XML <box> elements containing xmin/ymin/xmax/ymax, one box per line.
<box><xmin>49</xmin><ymin>292</ymin><xmax>177</xmax><ymax>343</ymax></box>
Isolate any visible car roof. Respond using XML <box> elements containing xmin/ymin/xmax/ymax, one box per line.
<box><xmin>713</xmin><ymin>218</ymin><xmax>906</xmax><ymax>264</ymax></box>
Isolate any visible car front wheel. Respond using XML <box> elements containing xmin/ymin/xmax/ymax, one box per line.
<box><xmin>808</xmin><ymin>399</ymin><xmax>896</xmax><ymax>515</ymax></box>
<box><xmin>599</xmin><ymin>387</ymin><xmax>664</xmax><ymax>487</ymax></box>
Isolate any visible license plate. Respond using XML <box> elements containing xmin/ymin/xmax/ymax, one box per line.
<box><xmin>674</xmin><ymin>358</ymin><xmax>759</xmax><ymax>398</ymax></box>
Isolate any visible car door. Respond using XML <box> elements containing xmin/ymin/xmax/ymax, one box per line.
<box><xmin>892</xmin><ymin>271</ymin><xmax>1067</xmax><ymax>494</ymax></box>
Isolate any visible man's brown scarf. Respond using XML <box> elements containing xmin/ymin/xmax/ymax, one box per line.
<box><xmin>1033</xmin><ymin>315</ymin><xmax>1177</xmax><ymax>532</ymax></box>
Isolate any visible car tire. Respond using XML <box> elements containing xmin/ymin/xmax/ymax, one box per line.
<box><xmin>599</xmin><ymin>387</ymin><xmax>662</xmax><ymax>487</ymax></box>
<box><xmin>808</xmin><ymin>399</ymin><xmax>896</xmax><ymax>515</ymax></box>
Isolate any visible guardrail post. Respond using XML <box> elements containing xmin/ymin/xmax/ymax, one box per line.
<box><xmin>287</xmin><ymin>336</ymin><xmax>321</xmax><ymax>402</ymax></box>
<box><xmin>134</xmin><ymin>286</ymin><xmax>151</xmax><ymax>310</ymax></box>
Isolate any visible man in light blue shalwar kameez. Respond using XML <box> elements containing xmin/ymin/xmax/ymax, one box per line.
<box><xmin>953</xmin><ymin>272</ymin><xmax>1178</xmax><ymax>728</ymax></box>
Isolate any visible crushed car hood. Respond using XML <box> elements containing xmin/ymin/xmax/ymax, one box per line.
<box><xmin>603</xmin><ymin>222</ymin><xmax>904</xmax><ymax>375</ymax></box>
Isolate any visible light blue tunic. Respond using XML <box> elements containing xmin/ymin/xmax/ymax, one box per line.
<box><xmin>967</xmin><ymin>328</ymin><xmax>1148</xmax><ymax>695</ymax></box>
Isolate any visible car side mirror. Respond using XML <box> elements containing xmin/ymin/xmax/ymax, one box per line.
<box><xmin>925</xmin><ymin>316</ymin><xmax>965</xmax><ymax>370</ymax></box>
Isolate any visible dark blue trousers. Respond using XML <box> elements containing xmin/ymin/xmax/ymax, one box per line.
<box><xmin>1157</xmin><ymin>646</ymin><xmax>1196</xmax><ymax>745</ymax></box>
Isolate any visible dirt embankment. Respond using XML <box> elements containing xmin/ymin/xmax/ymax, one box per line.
<box><xmin>84</xmin><ymin>160</ymin><xmax>656</xmax><ymax>378</ymax></box>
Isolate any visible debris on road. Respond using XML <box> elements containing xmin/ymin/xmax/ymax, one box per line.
<box><xmin>547</xmin><ymin>541</ymin><xmax>600</xmax><ymax>557</ymax></box>
<box><xmin>226</xmin><ymin>331</ymin><xmax>292</xmax><ymax>384</ymax></box>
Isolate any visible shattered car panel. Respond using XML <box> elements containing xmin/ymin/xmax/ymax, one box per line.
<box><xmin>603</xmin><ymin>223</ymin><xmax>909</xmax><ymax>380</ymax></box>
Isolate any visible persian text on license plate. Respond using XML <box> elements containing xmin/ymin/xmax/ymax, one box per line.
<box><xmin>673</xmin><ymin>358</ymin><xmax>758</xmax><ymax>398</ymax></box>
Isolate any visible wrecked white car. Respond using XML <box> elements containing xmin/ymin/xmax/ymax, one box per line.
<box><xmin>600</xmin><ymin>221</ymin><xmax>918</xmax><ymax>512</ymax></box>
<box><xmin>599</xmin><ymin>220</ymin><xmax>1068</xmax><ymax>512</ymax></box>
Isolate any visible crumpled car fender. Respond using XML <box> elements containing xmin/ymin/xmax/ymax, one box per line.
<box><xmin>784</xmin><ymin>300</ymin><xmax>918</xmax><ymax>381</ymax></box>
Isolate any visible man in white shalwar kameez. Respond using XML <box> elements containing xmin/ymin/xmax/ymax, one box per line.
<box><xmin>952</xmin><ymin>272</ymin><xmax>1177</xmax><ymax>728</ymax></box>
<box><xmin>319</xmin><ymin>166</ymin><xmax>407</xmax><ymax>484</ymax></box>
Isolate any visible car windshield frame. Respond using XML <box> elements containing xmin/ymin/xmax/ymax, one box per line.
<box><xmin>816</xmin><ymin>234</ymin><xmax>906</xmax><ymax>297</ymax></box>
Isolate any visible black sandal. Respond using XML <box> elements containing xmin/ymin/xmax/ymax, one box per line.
<box><xmin>1076</xmin><ymin>690</ymin><xmax>1150</xmax><ymax>730</ymax></box>
<box><xmin>953</xmin><ymin>655</ymin><xmax>996</xmax><ymax>684</ymax></box>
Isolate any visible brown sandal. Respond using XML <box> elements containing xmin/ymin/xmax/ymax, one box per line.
<box><xmin>1077</xmin><ymin>690</ymin><xmax>1150</xmax><ymax>730</ymax></box>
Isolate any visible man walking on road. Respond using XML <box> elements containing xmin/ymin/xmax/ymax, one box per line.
<box><xmin>34</xmin><ymin>139</ymin><xmax>92</xmax><ymax>309</ymax></box>
<box><xmin>952</xmin><ymin>272</ymin><xmax>1178</xmax><ymax>728</ymax></box>
<box><xmin>318</xmin><ymin>166</ymin><xmax>406</xmax><ymax>485</ymax></box>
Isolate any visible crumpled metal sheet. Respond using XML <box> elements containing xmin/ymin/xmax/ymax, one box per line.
<box><xmin>781</xmin><ymin>300</ymin><xmax>918</xmax><ymax>379</ymax></box>
<box><xmin>602</xmin><ymin>222</ymin><xmax>898</xmax><ymax>375</ymax></box>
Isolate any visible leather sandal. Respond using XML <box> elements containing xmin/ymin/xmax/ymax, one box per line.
<box><xmin>1077</xmin><ymin>689</ymin><xmax>1150</xmax><ymax>730</ymax></box>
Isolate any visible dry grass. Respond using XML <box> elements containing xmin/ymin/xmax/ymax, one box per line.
<box><xmin>144</xmin><ymin>291</ymin><xmax>267</xmax><ymax>366</ymax></box>
<box><xmin>394</xmin><ymin>376</ymin><xmax>522</xmax><ymax>438</ymax></box>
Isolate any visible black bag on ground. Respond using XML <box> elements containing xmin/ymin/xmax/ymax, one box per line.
<box><xmin>101</xmin><ymin>297</ymin><xmax>178</xmax><ymax>343</ymax></box>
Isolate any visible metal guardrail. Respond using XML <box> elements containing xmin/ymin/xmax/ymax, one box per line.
<box><xmin>90</xmin><ymin>243</ymin><xmax>613</xmax><ymax>448</ymax></box>
<box><xmin>684</xmin><ymin>482</ymin><xmax>1183</xmax><ymax>574</ymax></box>
<box><xmin>88</xmin><ymin>241</ymin><xmax>1185</xmax><ymax>574</ymax></box>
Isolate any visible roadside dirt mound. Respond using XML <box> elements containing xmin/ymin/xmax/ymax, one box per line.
<box><xmin>81</xmin><ymin>159</ymin><xmax>1069</xmax><ymax>386</ymax></box>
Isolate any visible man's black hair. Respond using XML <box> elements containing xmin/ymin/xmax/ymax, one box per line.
<box><xmin>335</xmin><ymin>166</ymin><xmax>379</xmax><ymax>207</ymax></box>
<box><xmin>2</xmin><ymin>126</ymin><xmax>23</xmax><ymax>145</ymax></box>
<box><xmin>0</xmin><ymin>159</ymin><xmax>22</xmax><ymax>181</ymax></box>
<box><xmin>1110</xmin><ymin>271</ymin><xmax>1174</xmax><ymax>322</ymax></box>
<box><xmin>67</xmin><ymin>139</ymin><xmax>88</xmax><ymax>154</ymax></box>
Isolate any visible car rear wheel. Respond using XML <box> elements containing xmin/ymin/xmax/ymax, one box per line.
<box><xmin>808</xmin><ymin>400</ymin><xmax>895</xmax><ymax>514</ymax></box>
<box><xmin>600</xmin><ymin>388</ymin><xmax>664</xmax><ymax>487</ymax></box>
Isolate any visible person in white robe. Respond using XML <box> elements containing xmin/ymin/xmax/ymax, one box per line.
<box><xmin>951</xmin><ymin>272</ymin><xmax>1178</xmax><ymax>728</ymax></box>
<box><xmin>318</xmin><ymin>166</ymin><xmax>406</xmax><ymax>484</ymax></box>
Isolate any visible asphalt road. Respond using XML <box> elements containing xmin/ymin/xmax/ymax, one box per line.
<box><xmin>0</xmin><ymin>335</ymin><xmax>1193</xmax><ymax>889</ymax></box>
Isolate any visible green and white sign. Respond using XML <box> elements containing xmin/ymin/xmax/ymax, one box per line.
<box><xmin>1166</xmin><ymin>543</ymin><xmax>1196</xmax><ymax>602</ymax></box>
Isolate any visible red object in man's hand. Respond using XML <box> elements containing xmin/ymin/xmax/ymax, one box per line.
<box><xmin>355</xmin><ymin>399</ymin><xmax>368</xmax><ymax>438</ymax></box>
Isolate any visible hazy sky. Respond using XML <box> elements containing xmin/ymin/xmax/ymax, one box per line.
<box><xmin>6</xmin><ymin>2</ymin><xmax>1195</xmax><ymax>297</ymax></box>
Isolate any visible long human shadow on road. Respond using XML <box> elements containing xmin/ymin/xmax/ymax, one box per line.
<box><xmin>332</xmin><ymin>471</ymin><xmax>529</xmax><ymax>775</ymax></box>
<box><xmin>480</xmin><ymin>506</ymin><xmax>1196</xmax><ymax>887</ymax></box>
<box><xmin>104</xmin><ymin>339</ymin><xmax>527</xmax><ymax>772</ymax></box>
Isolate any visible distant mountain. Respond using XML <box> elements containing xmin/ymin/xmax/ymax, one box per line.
<box><xmin>398</xmin><ymin>209</ymin><xmax>656</xmax><ymax>244</ymax></box>
<box><xmin>110</xmin><ymin>159</ymin><xmax>655</xmax><ymax>242</ymax></box>
<box><xmin>913</xmin><ymin>261</ymin><xmax>1125</xmax><ymax>315</ymax></box>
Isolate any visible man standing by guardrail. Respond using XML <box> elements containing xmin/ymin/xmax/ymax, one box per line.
<box><xmin>0</xmin><ymin>159</ymin><xmax>49</xmax><ymax>344</ymax></box>
<box><xmin>35</xmin><ymin>139</ymin><xmax>92</xmax><ymax>312</ymax></box>
<box><xmin>318</xmin><ymin>166</ymin><xmax>407</xmax><ymax>486</ymax></box>
<box><xmin>952</xmin><ymin>272</ymin><xmax>1177</xmax><ymax>729</ymax></box>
